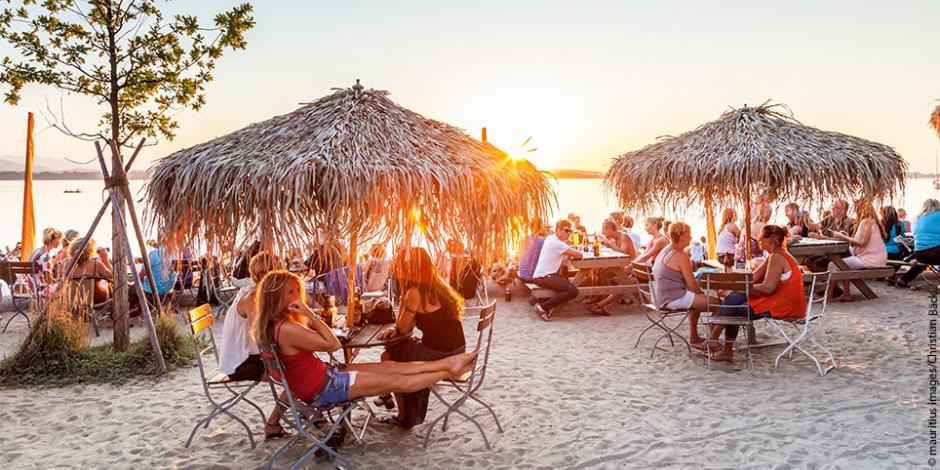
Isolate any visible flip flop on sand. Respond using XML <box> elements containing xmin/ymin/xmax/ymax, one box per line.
<box><xmin>585</xmin><ymin>304</ymin><xmax>610</xmax><ymax>316</ymax></box>
<box><xmin>264</xmin><ymin>423</ymin><xmax>293</xmax><ymax>439</ymax></box>
<box><xmin>377</xmin><ymin>415</ymin><xmax>411</xmax><ymax>428</ymax></box>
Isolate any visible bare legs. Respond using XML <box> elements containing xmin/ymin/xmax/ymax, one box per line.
<box><xmin>689</xmin><ymin>293</ymin><xmax>720</xmax><ymax>345</ymax></box>
<box><xmin>345</xmin><ymin>350</ymin><xmax>478</xmax><ymax>400</ymax></box>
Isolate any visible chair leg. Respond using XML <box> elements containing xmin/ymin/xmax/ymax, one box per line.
<box><xmin>468</xmin><ymin>394</ymin><xmax>504</xmax><ymax>432</ymax></box>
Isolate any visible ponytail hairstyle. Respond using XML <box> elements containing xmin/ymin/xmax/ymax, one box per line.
<box><xmin>251</xmin><ymin>270</ymin><xmax>306</xmax><ymax>347</ymax></box>
<box><xmin>758</xmin><ymin>224</ymin><xmax>789</xmax><ymax>250</ymax></box>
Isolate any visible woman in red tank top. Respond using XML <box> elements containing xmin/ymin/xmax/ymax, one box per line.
<box><xmin>706</xmin><ymin>225</ymin><xmax>807</xmax><ymax>363</ymax></box>
<box><xmin>251</xmin><ymin>271</ymin><xmax>478</xmax><ymax>437</ymax></box>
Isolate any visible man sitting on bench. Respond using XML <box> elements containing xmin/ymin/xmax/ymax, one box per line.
<box><xmin>530</xmin><ymin>219</ymin><xmax>584</xmax><ymax>322</ymax></box>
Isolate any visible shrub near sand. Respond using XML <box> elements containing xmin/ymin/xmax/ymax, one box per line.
<box><xmin>0</xmin><ymin>287</ymin><xmax>194</xmax><ymax>387</ymax></box>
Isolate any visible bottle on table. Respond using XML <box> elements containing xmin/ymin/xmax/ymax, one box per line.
<box><xmin>593</xmin><ymin>234</ymin><xmax>600</xmax><ymax>257</ymax></box>
<box><xmin>323</xmin><ymin>295</ymin><xmax>337</xmax><ymax>328</ymax></box>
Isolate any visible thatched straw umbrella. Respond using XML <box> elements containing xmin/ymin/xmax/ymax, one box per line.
<box><xmin>145</xmin><ymin>81</ymin><xmax>554</xmax><ymax>322</ymax></box>
<box><xmin>605</xmin><ymin>102</ymin><xmax>906</xmax><ymax>259</ymax></box>
<box><xmin>931</xmin><ymin>103</ymin><xmax>940</xmax><ymax>140</ymax></box>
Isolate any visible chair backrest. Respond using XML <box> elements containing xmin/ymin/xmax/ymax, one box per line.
<box><xmin>258</xmin><ymin>342</ymin><xmax>309</xmax><ymax>427</ymax></box>
<box><xmin>700</xmin><ymin>271</ymin><xmax>752</xmax><ymax>312</ymax></box>
<box><xmin>188</xmin><ymin>304</ymin><xmax>220</xmax><ymax>380</ymax></box>
<box><xmin>631</xmin><ymin>262</ymin><xmax>657</xmax><ymax>306</ymax></box>
<box><xmin>0</xmin><ymin>260</ymin><xmax>39</xmax><ymax>285</ymax></box>
<box><xmin>804</xmin><ymin>272</ymin><xmax>831</xmax><ymax>319</ymax></box>
<box><xmin>465</xmin><ymin>301</ymin><xmax>497</xmax><ymax>390</ymax></box>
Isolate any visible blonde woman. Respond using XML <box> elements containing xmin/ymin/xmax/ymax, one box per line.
<box><xmin>30</xmin><ymin>227</ymin><xmax>63</xmax><ymax>295</ymax></box>
<box><xmin>716</xmin><ymin>209</ymin><xmax>741</xmax><ymax>269</ymax></box>
<box><xmin>828</xmin><ymin>200</ymin><xmax>887</xmax><ymax>301</ymax></box>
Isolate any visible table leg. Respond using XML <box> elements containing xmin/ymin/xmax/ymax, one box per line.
<box><xmin>829</xmin><ymin>253</ymin><xmax>878</xmax><ymax>299</ymax></box>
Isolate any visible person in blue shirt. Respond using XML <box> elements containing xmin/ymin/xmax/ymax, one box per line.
<box><xmin>141</xmin><ymin>244</ymin><xmax>179</xmax><ymax>296</ymax></box>
<box><xmin>897</xmin><ymin>199</ymin><xmax>940</xmax><ymax>287</ymax></box>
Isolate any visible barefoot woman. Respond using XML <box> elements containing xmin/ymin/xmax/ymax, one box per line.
<box><xmin>251</xmin><ymin>271</ymin><xmax>477</xmax><ymax>412</ymax></box>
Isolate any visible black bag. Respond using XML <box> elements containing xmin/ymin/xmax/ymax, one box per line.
<box><xmin>364</xmin><ymin>297</ymin><xmax>395</xmax><ymax>324</ymax></box>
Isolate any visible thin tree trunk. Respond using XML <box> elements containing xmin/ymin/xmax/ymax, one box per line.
<box><xmin>106</xmin><ymin>4</ymin><xmax>130</xmax><ymax>351</ymax></box>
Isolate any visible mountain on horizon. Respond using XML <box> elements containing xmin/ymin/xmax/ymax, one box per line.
<box><xmin>0</xmin><ymin>156</ymin><xmax>85</xmax><ymax>173</ymax></box>
<box><xmin>546</xmin><ymin>168</ymin><xmax>605</xmax><ymax>179</ymax></box>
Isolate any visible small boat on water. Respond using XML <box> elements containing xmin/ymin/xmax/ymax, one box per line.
<box><xmin>63</xmin><ymin>189</ymin><xmax>82</xmax><ymax>194</ymax></box>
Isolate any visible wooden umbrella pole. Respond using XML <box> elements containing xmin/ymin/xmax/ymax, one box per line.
<box><xmin>743</xmin><ymin>191</ymin><xmax>752</xmax><ymax>262</ymax></box>
<box><xmin>346</xmin><ymin>234</ymin><xmax>359</xmax><ymax>327</ymax></box>
<box><xmin>704</xmin><ymin>193</ymin><xmax>717</xmax><ymax>260</ymax></box>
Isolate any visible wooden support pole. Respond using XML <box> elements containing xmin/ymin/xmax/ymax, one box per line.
<box><xmin>94</xmin><ymin>142</ymin><xmax>166</xmax><ymax>373</ymax></box>
<box><xmin>704</xmin><ymin>193</ymin><xmax>717</xmax><ymax>260</ymax></box>
<box><xmin>346</xmin><ymin>235</ymin><xmax>359</xmax><ymax>327</ymax></box>
<box><xmin>744</xmin><ymin>191</ymin><xmax>752</xmax><ymax>262</ymax></box>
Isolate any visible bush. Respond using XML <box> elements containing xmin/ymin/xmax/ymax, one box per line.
<box><xmin>0</xmin><ymin>294</ymin><xmax>197</xmax><ymax>387</ymax></box>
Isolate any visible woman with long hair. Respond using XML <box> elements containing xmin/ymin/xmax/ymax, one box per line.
<box><xmin>828</xmin><ymin>199</ymin><xmax>887</xmax><ymax>301</ymax></box>
<box><xmin>634</xmin><ymin>217</ymin><xmax>669</xmax><ymax>264</ymax></box>
<box><xmin>880</xmin><ymin>206</ymin><xmax>907</xmax><ymax>263</ymax></box>
<box><xmin>897</xmin><ymin>199</ymin><xmax>940</xmax><ymax>288</ymax></box>
<box><xmin>716</xmin><ymin>208</ymin><xmax>741</xmax><ymax>269</ymax></box>
<box><xmin>251</xmin><ymin>271</ymin><xmax>477</xmax><ymax>423</ymax></box>
<box><xmin>373</xmin><ymin>247</ymin><xmax>467</xmax><ymax>427</ymax></box>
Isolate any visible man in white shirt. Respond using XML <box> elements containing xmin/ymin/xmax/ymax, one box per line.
<box><xmin>531</xmin><ymin>219</ymin><xmax>584</xmax><ymax>321</ymax></box>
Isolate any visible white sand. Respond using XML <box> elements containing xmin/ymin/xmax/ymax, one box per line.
<box><xmin>0</xmin><ymin>282</ymin><xmax>930</xmax><ymax>468</ymax></box>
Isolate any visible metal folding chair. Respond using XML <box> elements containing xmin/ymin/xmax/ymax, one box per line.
<box><xmin>424</xmin><ymin>301</ymin><xmax>503</xmax><ymax>449</ymax></box>
<box><xmin>184</xmin><ymin>304</ymin><xmax>266</xmax><ymax>449</ymax></box>
<box><xmin>767</xmin><ymin>272</ymin><xmax>837</xmax><ymax>376</ymax></box>
<box><xmin>699</xmin><ymin>272</ymin><xmax>755</xmax><ymax>373</ymax></box>
<box><xmin>631</xmin><ymin>262</ymin><xmax>692</xmax><ymax>357</ymax></box>
<box><xmin>0</xmin><ymin>260</ymin><xmax>41</xmax><ymax>333</ymax></box>
<box><xmin>259</xmin><ymin>343</ymin><xmax>374</xmax><ymax>470</ymax></box>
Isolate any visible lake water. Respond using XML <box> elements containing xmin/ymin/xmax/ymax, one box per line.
<box><xmin>1</xmin><ymin>178</ymin><xmax>937</xmax><ymax>256</ymax></box>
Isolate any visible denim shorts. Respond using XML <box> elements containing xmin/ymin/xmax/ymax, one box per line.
<box><xmin>312</xmin><ymin>367</ymin><xmax>356</xmax><ymax>408</ymax></box>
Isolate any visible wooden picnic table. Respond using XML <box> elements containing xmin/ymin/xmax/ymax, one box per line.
<box><xmin>787</xmin><ymin>239</ymin><xmax>891</xmax><ymax>299</ymax></box>
<box><xmin>526</xmin><ymin>247</ymin><xmax>639</xmax><ymax>309</ymax></box>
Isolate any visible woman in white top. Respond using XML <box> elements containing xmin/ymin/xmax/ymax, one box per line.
<box><xmin>217</xmin><ymin>252</ymin><xmax>288</xmax><ymax>438</ymax></box>
<box><xmin>716</xmin><ymin>208</ymin><xmax>741</xmax><ymax>269</ymax></box>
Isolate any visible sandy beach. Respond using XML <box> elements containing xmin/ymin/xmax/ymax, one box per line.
<box><xmin>0</xmin><ymin>281</ymin><xmax>928</xmax><ymax>469</ymax></box>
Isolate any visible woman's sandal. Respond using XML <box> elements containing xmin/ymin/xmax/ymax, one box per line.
<box><xmin>585</xmin><ymin>304</ymin><xmax>610</xmax><ymax>316</ymax></box>
<box><xmin>264</xmin><ymin>423</ymin><xmax>292</xmax><ymax>439</ymax></box>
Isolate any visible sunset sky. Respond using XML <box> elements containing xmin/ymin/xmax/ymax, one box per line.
<box><xmin>0</xmin><ymin>0</ymin><xmax>937</xmax><ymax>172</ymax></box>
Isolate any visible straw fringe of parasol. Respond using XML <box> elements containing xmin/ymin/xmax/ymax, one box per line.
<box><xmin>931</xmin><ymin>103</ymin><xmax>940</xmax><ymax>140</ymax></box>
<box><xmin>604</xmin><ymin>102</ymin><xmax>907</xmax><ymax>213</ymax></box>
<box><xmin>144</xmin><ymin>82</ymin><xmax>555</xmax><ymax>265</ymax></box>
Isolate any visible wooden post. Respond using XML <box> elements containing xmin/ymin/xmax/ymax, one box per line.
<box><xmin>346</xmin><ymin>235</ymin><xmax>359</xmax><ymax>327</ymax></box>
<box><xmin>481</xmin><ymin>127</ymin><xmax>487</xmax><ymax>143</ymax></box>
<box><xmin>743</xmin><ymin>191</ymin><xmax>752</xmax><ymax>262</ymax></box>
<box><xmin>94</xmin><ymin>142</ymin><xmax>166</xmax><ymax>373</ymax></box>
<box><xmin>704</xmin><ymin>193</ymin><xmax>717</xmax><ymax>260</ymax></box>
<box><xmin>107</xmin><ymin>140</ymin><xmax>162</xmax><ymax>311</ymax></box>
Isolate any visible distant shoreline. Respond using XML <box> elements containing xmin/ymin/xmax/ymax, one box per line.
<box><xmin>0</xmin><ymin>171</ymin><xmax>147</xmax><ymax>181</ymax></box>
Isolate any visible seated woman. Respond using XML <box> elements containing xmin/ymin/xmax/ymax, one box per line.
<box><xmin>896</xmin><ymin>199</ymin><xmax>940</xmax><ymax>289</ymax></box>
<box><xmin>585</xmin><ymin>219</ymin><xmax>637</xmax><ymax>315</ymax></box>
<box><xmin>634</xmin><ymin>217</ymin><xmax>669</xmax><ymax>264</ymax></box>
<box><xmin>652</xmin><ymin>222</ymin><xmax>720</xmax><ymax>348</ymax></box>
<box><xmin>218</xmin><ymin>252</ymin><xmax>287</xmax><ymax>438</ymax></box>
<box><xmin>827</xmin><ymin>200</ymin><xmax>887</xmax><ymax>301</ymax></box>
<box><xmin>706</xmin><ymin>225</ymin><xmax>806</xmax><ymax>362</ymax></box>
<box><xmin>363</xmin><ymin>243</ymin><xmax>391</xmax><ymax>293</ymax></box>
<box><xmin>251</xmin><ymin>270</ymin><xmax>477</xmax><ymax>421</ymax></box>
<box><xmin>372</xmin><ymin>247</ymin><xmax>467</xmax><ymax>427</ymax></box>
<box><xmin>67</xmin><ymin>237</ymin><xmax>113</xmax><ymax>305</ymax></box>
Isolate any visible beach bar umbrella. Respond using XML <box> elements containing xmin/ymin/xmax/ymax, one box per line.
<box><xmin>604</xmin><ymin>102</ymin><xmax>907</xmax><ymax>259</ymax></box>
<box><xmin>145</xmin><ymin>81</ymin><xmax>554</xmax><ymax>322</ymax></box>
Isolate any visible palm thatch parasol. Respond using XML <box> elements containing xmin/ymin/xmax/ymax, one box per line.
<box><xmin>931</xmin><ymin>102</ymin><xmax>940</xmax><ymax>140</ymax></box>
<box><xmin>605</xmin><ymin>102</ymin><xmax>906</xmax><ymax>258</ymax></box>
<box><xmin>145</xmin><ymin>81</ymin><xmax>554</xmax><ymax>321</ymax></box>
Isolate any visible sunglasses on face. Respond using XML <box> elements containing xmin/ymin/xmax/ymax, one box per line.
<box><xmin>560</xmin><ymin>228</ymin><xmax>572</xmax><ymax>233</ymax></box>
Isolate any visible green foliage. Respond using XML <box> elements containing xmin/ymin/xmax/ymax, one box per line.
<box><xmin>0</xmin><ymin>296</ymin><xmax>197</xmax><ymax>387</ymax></box>
<box><xmin>0</xmin><ymin>0</ymin><xmax>255</xmax><ymax>147</ymax></box>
